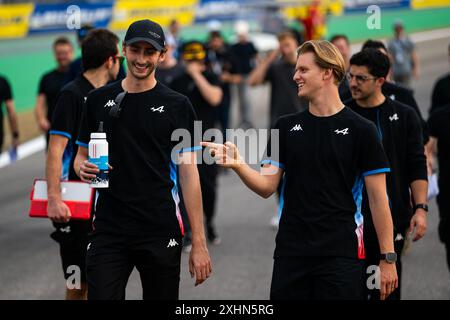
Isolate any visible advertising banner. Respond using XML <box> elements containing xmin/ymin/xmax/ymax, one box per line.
<box><xmin>0</xmin><ymin>3</ymin><xmax>34</xmax><ymax>39</ymax></box>
<box><xmin>344</xmin><ymin>0</ymin><xmax>410</xmax><ymax>13</ymax></box>
<box><xmin>411</xmin><ymin>0</ymin><xmax>450</xmax><ymax>9</ymax></box>
<box><xmin>29</xmin><ymin>2</ymin><xmax>113</xmax><ymax>34</ymax></box>
<box><xmin>110</xmin><ymin>0</ymin><xmax>197</xmax><ymax>31</ymax></box>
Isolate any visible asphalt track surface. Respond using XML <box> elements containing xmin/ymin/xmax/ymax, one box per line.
<box><xmin>0</xmin><ymin>33</ymin><xmax>449</xmax><ymax>300</ymax></box>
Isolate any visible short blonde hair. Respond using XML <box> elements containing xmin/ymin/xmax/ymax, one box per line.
<box><xmin>297</xmin><ymin>40</ymin><xmax>346</xmax><ymax>85</ymax></box>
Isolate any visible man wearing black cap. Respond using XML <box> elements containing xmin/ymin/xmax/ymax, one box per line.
<box><xmin>75</xmin><ymin>19</ymin><xmax>212</xmax><ymax>300</ymax></box>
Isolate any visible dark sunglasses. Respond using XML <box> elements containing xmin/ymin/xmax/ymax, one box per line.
<box><xmin>109</xmin><ymin>91</ymin><xmax>127</xmax><ymax>118</ymax></box>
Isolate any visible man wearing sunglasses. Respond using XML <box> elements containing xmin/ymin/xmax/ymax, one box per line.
<box><xmin>46</xmin><ymin>29</ymin><xmax>121</xmax><ymax>300</ymax></box>
<box><xmin>346</xmin><ymin>49</ymin><xmax>428</xmax><ymax>300</ymax></box>
<box><xmin>74</xmin><ymin>19</ymin><xmax>212</xmax><ymax>300</ymax></box>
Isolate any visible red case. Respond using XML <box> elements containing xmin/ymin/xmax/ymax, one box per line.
<box><xmin>29</xmin><ymin>179</ymin><xmax>94</xmax><ymax>220</ymax></box>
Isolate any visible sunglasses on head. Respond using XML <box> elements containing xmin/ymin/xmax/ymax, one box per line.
<box><xmin>109</xmin><ymin>91</ymin><xmax>127</xmax><ymax>118</ymax></box>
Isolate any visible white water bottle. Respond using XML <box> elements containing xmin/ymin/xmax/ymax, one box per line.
<box><xmin>88</xmin><ymin>121</ymin><xmax>109</xmax><ymax>188</ymax></box>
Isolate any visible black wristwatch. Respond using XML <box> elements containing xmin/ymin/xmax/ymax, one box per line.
<box><xmin>413</xmin><ymin>203</ymin><xmax>428</xmax><ymax>213</ymax></box>
<box><xmin>380</xmin><ymin>252</ymin><xmax>397</xmax><ymax>264</ymax></box>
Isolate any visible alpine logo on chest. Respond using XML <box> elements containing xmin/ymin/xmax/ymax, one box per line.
<box><xmin>151</xmin><ymin>106</ymin><xmax>165</xmax><ymax>113</ymax></box>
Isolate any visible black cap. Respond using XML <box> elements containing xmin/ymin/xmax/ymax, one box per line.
<box><xmin>124</xmin><ymin>19</ymin><xmax>165</xmax><ymax>51</ymax></box>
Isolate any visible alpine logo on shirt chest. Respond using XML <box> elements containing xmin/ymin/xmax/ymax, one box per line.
<box><xmin>150</xmin><ymin>106</ymin><xmax>165</xmax><ymax>113</ymax></box>
<box><xmin>334</xmin><ymin>128</ymin><xmax>349</xmax><ymax>135</ymax></box>
<box><xmin>389</xmin><ymin>113</ymin><xmax>399</xmax><ymax>121</ymax></box>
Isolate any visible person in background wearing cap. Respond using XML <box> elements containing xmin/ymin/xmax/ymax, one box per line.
<box><xmin>65</xmin><ymin>24</ymin><xmax>126</xmax><ymax>84</ymax></box>
<box><xmin>74</xmin><ymin>20</ymin><xmax>212</xmax><ymax>300</ymax></box>
<box><xmin>206</xmin><ymin>30</ymin><xmax>241</xmax><ymax>135</ymax></box>
<box><xmin>35</xmin><ymin>37</ymin><xmax>74</xmax><ymax>147</ymax></box>
<box><xmin>171</xmin><ymin>41</ymin><xmax>223</xmax><ymax>248</ymax></box>
<box><xmin>231</xmin><ymin>21</ymin><xmax>258</xmax><ymax>129</ymax></box>
<box><xmin>46</xmin><ymin>29</ymin><xmax>121</xmax><ymax>300</ymax></box>
<box><xmin>388</xmin><ymin>20</ymin><xmax>419</xmax><ymax>88</ymax></box>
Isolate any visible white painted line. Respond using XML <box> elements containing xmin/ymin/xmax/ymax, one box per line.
<box><xmin>0</xmin><ymin>135</ymin><xmax>45</xmax><ymax>169</ymax></box>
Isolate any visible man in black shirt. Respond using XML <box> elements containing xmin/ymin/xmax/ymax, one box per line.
<box><xmin>0</xmin><ymin>75</ymin><xmax>19</xmax><ymax>153</ymax></box>
<box><xmin>206</xmin><ymin>31</ymin><xmax>241</xmax><ymax>135</ymax></box>
<box><xmin>430</xmin><ymin>43</ymin><xmax>450</xmax><ymax>113</ymax></box>
<box><xmin>46</xmin><ymin>29</ymin><xmax>121</xmax><ymax>300</ymax></box>
<box><xmin>65</xmin><ymin>25</ymin><xmax>126</xmax><ymax>85</ymax></box>
<box><xmin>35</xmin><ymin>37</ymin><xmax>74</xmax><ymax>146</ymax></box>
<box><xmin>231</xmin><ymin>22</ymin><xmax>258</xmax><ymax>128</ymax></box>
<box><xmin>427</xmin><ymin>104</ymin><xmax>450</xmax><ymax>272</ymax></box>
<box><xmin>203</xmin><ymin>40</ymin><xmax>398</xmax><ymax>300</ymax></box>
<box><xmin>75</xmin><ymin>20</ymin><xmax>212</xmax><ymax>300</ymax></box>
<box><xmin>248</xmin><ymin>31</ymin><xmax>308</xmax><ymax>129</ymax></box>
<box><xmin>330</xmin><ymin>34</ymin><xmax>352</xmax><ymax>100</ymax></box>
<box><xmin>358</xmin><ymin>39</ymin><xmax>429</xmax><ymax>144</ymax></box>
<box><xmin>172</xmin><ymin>40</ymin><xmax>223</xmax><ymax>246</ymax></box>
<box><xmin>346</xmin><ymin>49</ymin><xmax>428</xmax><ymax>300</ymax></box>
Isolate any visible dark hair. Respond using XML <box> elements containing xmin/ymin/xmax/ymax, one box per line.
<box><xmin>82</xmin><ymin>29</ymin><xmax>119</xmax><ymax>71</ymax></box>
<box><xmin>329</xmin><ymin>34</ymin><xmax>349</xmax><ymax>45</ymax></box>
<box><xmin>53</xmin><ymin>37</ymin><xmax>72</xmax><ymax>49</ymax></box>
<box><xmin>209</xmin><ymin>30</ymin><xmax>223</xmax><ymax>39</ymax></box>
<box><xmin>349</xmin><ymin>49</ymin><xmax>390</xmax><ymax>78</ymax></box>
<box><xmin>277</xmin><ymin>30</ymin><xmax>298</xmax><ymax>43</ymax></box>
<box><xmin>77</xmin><ymin>24</ymin><xmax>94</xmax><ymax>43</ymax></box>
<box><xmin>362</xmin><ymin>39</ymin><xmax>387</xmax><ymax>52</ymax></box>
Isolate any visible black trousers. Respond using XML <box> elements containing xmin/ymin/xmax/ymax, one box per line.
<box><xmin>437</xmin><ymin>194</ymin><xmax>450</xmax><ymax>272</ymax></box>
<box><xmin>197</xmin><ymin>163</ymin><xmax>218</xmax><ymax>228</ymax></box>
<box><xmin>86</xmin><ymin>232</ymin><xmax>182</xmax><ymax>300</ymax></box>
<box><xmin>270</xmin><ymin>256</ymin><xmax>364</xmax><ymax>300</ymax></box>
<box><xmin>51</xmin><ymin>220</ymin><xmax>92</xmax><ymax>282</ymax></box>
